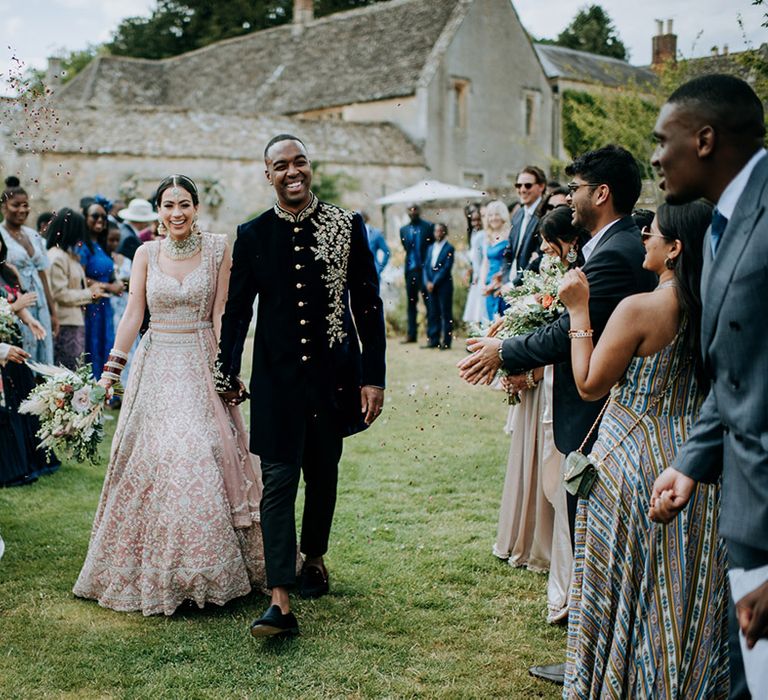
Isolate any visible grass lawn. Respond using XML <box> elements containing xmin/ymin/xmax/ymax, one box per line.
<box><xmin>0</xmin><ymin>340</ymin><xmax>566</xmax><ymax>699</ymax></box>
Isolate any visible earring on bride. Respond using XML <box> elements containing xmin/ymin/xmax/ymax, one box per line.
<box><xmin>191</xmin><ymin>216</ymin><xmax>200</xmax><ymax>235</ymax></box>
<box><xmin>566</xmin><ymin>247</ymin><xmax>578</xmax><ymax>264</ymax></box>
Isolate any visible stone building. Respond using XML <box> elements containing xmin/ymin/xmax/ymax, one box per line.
<box><xmin>1</xmin><ymin>0</ymin><xmax>558</xmax><ymax>231</ymax></box>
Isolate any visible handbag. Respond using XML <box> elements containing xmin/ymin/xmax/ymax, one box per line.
<box><xmin>563</xmin><ymin>398</ymin><xmax>610</xmax><ymax>498</ymax></box>
<box><xmin>563</xmin><ymin>361</ymin><xmax>684</xmax><ymax>499</ymax></box>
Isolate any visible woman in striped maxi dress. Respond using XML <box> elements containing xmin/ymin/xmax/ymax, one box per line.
<box><xmin>558</xmin><ymin>200</ymin><xmax>729</xmax><ymax>699</ymax></box>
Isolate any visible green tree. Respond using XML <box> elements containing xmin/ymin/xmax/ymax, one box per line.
<box><xmin>109</xmin><ymin>0</ymin><xmax>386</xmax><ymax>59</ymax></box>
<box><xmin>556</xmin><ymin>5</ymin><xmax>628</xmax><ymax>60</ymax></box>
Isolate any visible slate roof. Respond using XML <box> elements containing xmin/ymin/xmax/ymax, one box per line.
<box><xmin>1</xmin><ymin>104</ymin><xmax>425</xmax><ymax>165</ymax></box>
<box><xmin>534</xmin><ymin>44</ymin><xmax>656</xmax><ymax>89</ymax></box>
<box><xmin>57</xmin><ymin>0</ymin><xmax>469</xmax><ymax>114</ymax></box>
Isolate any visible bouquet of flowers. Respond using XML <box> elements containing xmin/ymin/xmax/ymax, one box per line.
<box><xmin>492</xmin><ymin>255</ymin><xmax>567</xmax><ymax>403</ymax></box>
<box><xmin>19</xmin><ymin>363</ymin><xmax>107</xmax><ymax>463</ymax></box>
<box><xmin>0</xmin><ymin>297</ymin><xmax>21</xmax><ymax>343</ymax></box>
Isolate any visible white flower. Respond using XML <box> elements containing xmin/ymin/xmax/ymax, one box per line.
<box><xmin>71</xmin><ymin>386</ymin><xmax>92</xmax><ymax>414</ymax></box>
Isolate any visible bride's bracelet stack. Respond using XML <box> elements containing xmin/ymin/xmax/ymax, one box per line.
<box><xmin>102</xmin><ymin>348</ymin><xmax>129</xmax><ymax>383</ymax></box>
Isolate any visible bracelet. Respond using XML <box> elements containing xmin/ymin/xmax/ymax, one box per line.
<box><xmin>497</xmin><ymin>342</ymin><xmax>504</xmax><ymax>364</ymax></box>
<box><xmin>108</xmin><ymin>348</ymin><xmax>129</xmax><ymax>361</ymax></box>
<box><xmin>525</xmin><ymin>369</ymin><xmax>538</xmax><ymax>389</ymax></box>
<box><xmin>101</xmin><ymin>370</ymin><xmax>120</xmax><ymax>383</ymax></box>
<box><xmin>568</xmin><ymin>329</ymin><xmax>593</xmax><ymax>339</ymax></box>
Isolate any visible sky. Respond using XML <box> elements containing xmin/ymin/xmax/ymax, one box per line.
<box><xmin>0</xmin><ymin>0</ymin><xmax>765</xmax><ymax>89</ymax></box>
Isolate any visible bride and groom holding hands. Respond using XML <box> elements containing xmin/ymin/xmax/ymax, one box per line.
<box><xmin>73</xmin><ymin>134</ymin><xmax>386</xmax><ymax>637</ymax></box>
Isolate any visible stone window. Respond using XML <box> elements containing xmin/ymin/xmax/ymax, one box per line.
<box><xmin>462</xmin><ymin>171</ymin><xmax>485</xmax><ymax>189</ymax></box>
<box><xmin>451</xmin><ymin>78</ymin><xmax>470</xmax><ymax>130</ymax></box>
<box><xmin>523</xmin><ymin>90</ymin><xmax>539</xmax><ymax>137</ymax></box>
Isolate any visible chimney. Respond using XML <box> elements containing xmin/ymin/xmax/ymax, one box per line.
<box><xmin>292</xmin><ymin>0</ymin><xmax>314</xmax><ymax>36</ymax></box>
<box><xmin>44</xmin><ymin>56</ymin><xmax>64</xmax><ymax>95</ymax></box>
<box><xmin>652</xmin><ymin>18</ymin><xmax>677</xmax><ymax>69</ymax></box>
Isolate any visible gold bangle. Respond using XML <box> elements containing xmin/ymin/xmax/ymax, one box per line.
<box><xmin>525</xmin><ymin>369</ymin><xmax>538</xmax><ymax>389</ymax></box>
<box><xmin>568</xmin><ymin>329</ymin><xmax>593</xmax><ymax>339</ymax></box>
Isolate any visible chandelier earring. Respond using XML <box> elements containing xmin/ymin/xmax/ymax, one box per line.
<box><xmin>157</xmin><ymin>219</ymin><xmax>168</xmax><ymax>236</ymax></box>
<box><xmin>566</xmin><ymin>245</ymin><xmax>578</xmax><ymax>264</ymax></box>
<box><xmin>191</xmin><ymin>215</ymin><xmax>201</xmax><ymax>236</ymax></box>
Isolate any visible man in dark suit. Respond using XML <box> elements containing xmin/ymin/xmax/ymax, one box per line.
<box><xmin>423</xmin><ymin>222</ymin><xmax>454</xmax><ymax>349</ymax></box>
<box><xmin>502</xmin><ymin>165</ymin><xmax>546</xmax><ymax>284</ymax></box>
<box><xmin>217</xmin><ymin>134</ymin><xmax>386</xmax><ymax>637</ymax></box>
<box><xmin>648</xmin><ymin>75</ymin><xmax>768</xmax><ymax>700</ymax></box>
<box><xmin>399</xmin><ymin>204</ymin><xmax>434</xmax><ymax>343</ymax></box>
<box><xmin>457</xmin><ymin>145</ymin><xmax>656</xmax><ymax>684</ymax></box>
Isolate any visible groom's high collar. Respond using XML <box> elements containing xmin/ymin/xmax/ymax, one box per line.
<box><xmin>274</xmin><ymin>192</ymin><xmax>318</xmax><ymax>223</ymax></box>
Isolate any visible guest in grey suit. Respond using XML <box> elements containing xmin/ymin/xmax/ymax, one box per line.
<box><xmin>649</xmin><ymin>74</ymin><xmax>768</xmax><ymax>700</ymax></box>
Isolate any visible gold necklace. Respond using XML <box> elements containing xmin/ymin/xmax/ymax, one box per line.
<box><xmin>162</xmin><ymin>232</ymin><xmax>202</xmax><ymax>260</ymax></box>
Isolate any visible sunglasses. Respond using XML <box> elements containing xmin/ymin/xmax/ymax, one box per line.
<box><xmin>515</xmin><ymin>182</ymin><xmax>536</xmax><ymax>190</ymax></box>
<box><xmin>640</xmin><ymin>226</ymin><xmax>666</xmax><ymax>243</ymax></box>
<box><xmin>567</xmin><ymin>182</ymin><xmax>602</xmax><ymax>194</ymax></box>
<box><xmin>89</xmin><ymin>213</ymin><xmax>107</xmax><ymax>220</ymax></box>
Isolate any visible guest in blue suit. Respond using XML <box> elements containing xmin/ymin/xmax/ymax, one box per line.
<box><xmin>362</xmin><ymin>211</ymin><xmax>390</xmax><ymax>277</ymax></box>
<box><xmin>502</xmin><ymin>165</ymin><xmax>547</xmax><ymax>284</ymax></box>
<box><xmin>400</xmin><ymin>204</ymin><xmax>434</xmax><ymax>342</ymax></box>
<box><xmin>423</xmin><ymin>222</ymin><xmax>454</xmax><ymax>349</ymax></box>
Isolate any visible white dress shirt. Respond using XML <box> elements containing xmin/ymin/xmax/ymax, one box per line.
<box><xmin>582</xmin><ymin>218</ymin><xmax>621</xmax><ymax>263</ymax></box>
<box><xmin>716</xmin><ymin>148</ymin><xmax>766</xmax><ymax>220</ymax></box>
<box><xmin>430</xmin><ymin>239</ymin><xmax>446</xmax><ymax>268</ymax></box>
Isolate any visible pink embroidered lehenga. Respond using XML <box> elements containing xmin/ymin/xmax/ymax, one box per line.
<box><xmin>73</xmin><ymin>233</ymin><xmax>266</xmax><ymax>615</ymax></box>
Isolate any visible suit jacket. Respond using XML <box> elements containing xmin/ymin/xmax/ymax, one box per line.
<box><xmin>423</xmin><ymin>241</ymin><xmax>454</xmax><ymax>288</ymax></box>
<box><xmin>366</xmin><ymin>225</ymin><xmax>390</xmax><ymax>275</ymax></box>
<box><xmin>500</xmin><ymin>217</ymin><xmax>657</xmax><ymax>454</ymax></box>
<box><xmin>400</xmin><ymin>218</ymin><xmax>435</xmax><ymax>270</ymax></box>
<box><xmin>502</xmin><ymin>207</ymin><xmax>540</xmax><ymax>283</ymax></box>
<box><xmin>673</xmin><ymin>153</ymin><xmax>768</xmax><ymax>550</ymax></box>
<box><xmin>217</xmin><ymin>195</ymin><xmax>386</xmax><ymax>462</ymax></box>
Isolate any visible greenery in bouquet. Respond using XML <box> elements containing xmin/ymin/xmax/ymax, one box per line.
<box><xmin>490</xmin><ymin>256</ymin><xmax>567</xmax><ymax>404</ymax></box>
<box><xmin>0</xmin><ymin>297</ymin><xmax>21</xmax><ymax>343</ymax></box>
<box><xmin>496</xmin><ymin>256</ymin><xmax>567</xmax><ymax>341</ymax></box>
<box><xmin>19</xmin><ymin>363</ymin><xmax>107</xmax><ymax>463</ymax></box>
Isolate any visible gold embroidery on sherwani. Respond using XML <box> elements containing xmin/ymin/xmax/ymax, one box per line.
<box><xmin>273</xmin><ymin>192</ymin><xmax>319</xmax><ymax>222</ymax></box>
<box><xmin>311</xmin><ymin>202</ymin><xmax>353</xmax><ymax>348</ymax></box>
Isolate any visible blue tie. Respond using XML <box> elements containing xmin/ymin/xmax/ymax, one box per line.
<box><xmin>710</xmin><ymin>208</ymin><xmax>728</xmax><ymax>256</ymax></box>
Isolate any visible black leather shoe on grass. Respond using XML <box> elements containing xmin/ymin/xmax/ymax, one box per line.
<box><xmin>299</xmin><ymin>562</ymin><xmax>329</xmax><ymax>599</ymax></box>
<box><xmin>249</xmin><ymin>605</ymin><xmax>299</xmax><ymax>637</ymax></box>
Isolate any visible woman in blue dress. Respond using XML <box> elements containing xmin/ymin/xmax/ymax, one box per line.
<box><xmin>0</xmin><ymin>177</ymin><xmax>56</xmax><ymax>363</ymax></box>
<box><xmin>482</xmin><ymin>200</ymin><xmax>512</xmax><ymax>319</ymax></box>
<box><xmin>79</xmin><ymin>202</ymin><xmax>125</xmax><ymax>378</ymax></box>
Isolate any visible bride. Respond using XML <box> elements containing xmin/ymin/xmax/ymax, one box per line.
<box><xmin>73</xmin><ymin>175</ymin><xmax>266</xmax><ymax>615</ymax></box>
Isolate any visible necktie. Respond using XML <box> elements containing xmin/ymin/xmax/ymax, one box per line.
<box><xmin>710</xmin><ymin>208</ymin><xmax>728</xmax><ymax>256</ymax></box>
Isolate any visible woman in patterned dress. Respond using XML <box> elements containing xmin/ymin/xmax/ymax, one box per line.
<box><xmin>559</xmin><ymin>200</ymin><xmax>729</xmax><ymax>698</ymax></box>
<box><xmin>73</xmin><ymin>176</ymin><xmax>266</xmax><ymax>615</ymax></box>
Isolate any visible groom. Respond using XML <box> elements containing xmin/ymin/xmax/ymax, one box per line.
<box><xmin>217</xmin><ymin>134</ymin><xmax>386</xmax><ymax>636</ymax></box>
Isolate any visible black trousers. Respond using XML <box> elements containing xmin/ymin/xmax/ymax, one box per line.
<box><xmin>259</xmin><ymin>405</ymin><xmax>344</xmax><ymax>589</ymax></box>
<box><xmin>404</xmin><ymin>266</ymin><xmax>428</xmax><ymax>340</ymax></box>
<box><xmin>426</xmin><ymin>281</ymin><xmax>453</xmax><ymax>348</ymax></box>
<box><xmin>726</xmin><ymin>540</ymin><xmax>768</xmax><ymax>699</ymax></box>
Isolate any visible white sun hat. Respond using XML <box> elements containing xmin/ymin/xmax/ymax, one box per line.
<box><xmin>118</xmin><ymin>198</ymin><xmax>159</xmax><ymax>223</ymax></box>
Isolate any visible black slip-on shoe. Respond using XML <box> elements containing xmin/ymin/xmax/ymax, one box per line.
<box><xmin>528</xmin><ymin>662</ymin><xmax>565</xmax><ymax>685</ymax></box>
<box><xmin>249</xmin><ymin>605</ymin><xmax>299</xmax><ymax>638</ymax></box>
<box><xmin>299</xmin><ymin>563</ymin><xmax>329</xmax><ymax>599</ymax></box>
